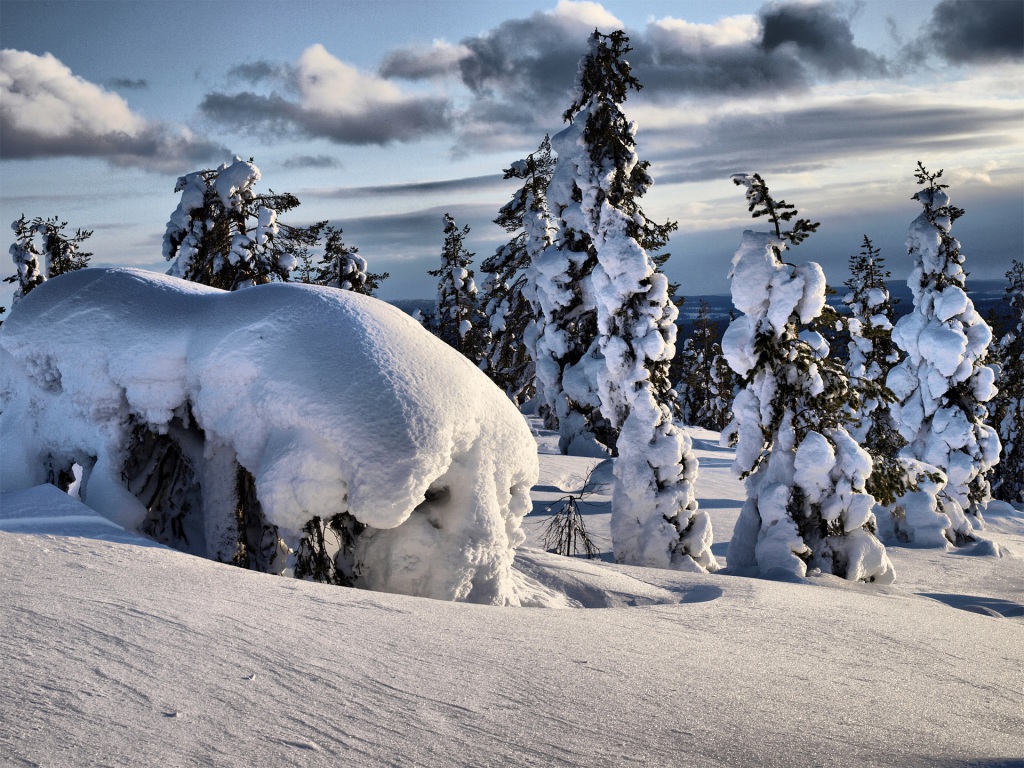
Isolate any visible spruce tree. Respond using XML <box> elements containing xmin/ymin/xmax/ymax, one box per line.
<box><xmin>163</xmin><ymin>156</ymin><xmax>317</xmax><ymax>291</ymax></box>
<box><xmin>842</xmin><ymin>236</ymin><xmax>907</xmax><ymax>505</ymax></box>
<box><xmin>706</xmin><ymin>345</ymin><xmax>736</xmax><ymax>432</ymax></box>
<box><xmin>886</xmin><ymin>164</ymin><xmax>1001</xmax><ymax>546</ymax></box>
<box><xmin>430</xmin><ymin>213</ymin><xmax>487</xmax><ymax>362</ymax></box>
<box><xmin>5</xmin><ymin>215</ymin><xmax>93</xmax><ymax>305</ymax></box>
<box><xmin>315</xmin><ymin>226</ymin><xmax>388</xmax><ymax>296</ymax></box>
<box><xmin>481</xmin><ymin>136</ymin><xmax>556</xmax><ymax>404</ymax></box>
<box><xmin>990</xmin><ymin>260</ymin><xmax>1024</xmax><ymax>503</ymax></box>
<box><xmin>724</xmin><ymin>174</ymin><xmax>893</xmax><ymax>583</ymax></box>
<box><xmin>537</xmin><ymin>30</ymin><xmax>713</xmax><ymax>570</ymax></box>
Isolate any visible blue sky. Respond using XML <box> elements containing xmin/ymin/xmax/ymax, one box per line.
<box><xmin>1</xmin><ymin>0</ymin><xmax>1021</xmax><ymax>309</ymax></box>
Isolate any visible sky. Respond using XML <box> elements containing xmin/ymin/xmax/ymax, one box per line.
<box><xmin>1</xmin><ymin>0</ymin><xmax>1022</xmax><ymax>309</ymax></box>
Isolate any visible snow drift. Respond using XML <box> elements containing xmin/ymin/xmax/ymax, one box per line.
<box><xmin>0</xmin><ymin>268</ymin><xmax>538</xmax><ymax>604</ymax></box>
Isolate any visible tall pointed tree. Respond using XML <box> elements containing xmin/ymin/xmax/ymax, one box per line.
<box><xmin>481</xmin><ymin>136</ymin><xmax>556</xmax><ymax>404</ymax></box>
<box><xmin>988</xmin><ymin>260</ymin><xmax>1023</xmax><ymax>503</ymax></box>
<box><xmin>536</xmin><ymin>30</ymin><xmax>713</xmax><ymax>571</ymax></box>
<box><xmin>430</xmin><ymin>213</ymin><xmax>487</xmax><ymax>362</ymax></box>
<box><xmin>842</xmin><ymin>236</ymin><xmax>907</xmax><ymax>506</ymax></box>
<box><xmin>886</xmin><ymin>164</ymin><xmax>1000</xmax><ymax>546</ymax></box>
<box><xmin>724</xmin><ymin>174</ymin><xmax>893</xmax><ymax>583</ymax></box>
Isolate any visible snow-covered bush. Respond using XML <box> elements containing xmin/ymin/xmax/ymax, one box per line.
<box><xmin>886</xmin><ymin>164</ymin><xmax>1000</xmax><ymax>545</ymax></box>
<box><xmin>0</xmin><ymin>268</ymin><xmax>538</xmax><ymax>605</ymax></box>
<box><xmin>724</xmin><ymin>175</ymin><xmax>894</xmax><ymax>583</ymax></box>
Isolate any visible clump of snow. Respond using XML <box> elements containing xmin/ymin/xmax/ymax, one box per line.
<box><xmin>0</xmin><ymin>268</ymin><xmax>538</xmax><ymax>605</ymax></box>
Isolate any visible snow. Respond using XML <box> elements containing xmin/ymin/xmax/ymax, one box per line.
<box><xmin>2</xmin><ymin>423</ymin><xmax>1022</xmax><ymax>767</ymax></box>
<box><xmin>0</xmin><ymin>268</ymin><xmax>538</xmax><ymax>604</ymax></box>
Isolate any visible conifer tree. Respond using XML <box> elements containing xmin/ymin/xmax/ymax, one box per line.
<box><xmin>990</xmin><ymin>260</ymin><xmax>1024</xmax><ymax>503</ymax></box>
<box><xmin>706</xmin><ymin>345</ymin><xmax>736</xmax><ymax>431</ymax></box>
<box><xmin>5</xmin><ymin>215</ymin><xmax>93</xmax><ymax>305</ymax></box>
<box><xmin>724</xmin><ymin>174</ymin><xmax>893</xmax><ymax>583</ymax></box>
<box><xmin>481</xmin><ymin>136</ymin><xmax>556</xmax><ymax>404</ymax></box>
<box><xmin>314</xmin><ymin>226</ymin><xmax>388</xmax><ymax>296</ymax></box>
<box><xmin>535</xmin><ymin>30</ymin><xmax>713</xmax><ymax>570</ymax></box>
<box><xmin>430</xmin><ymin>213</ymin><xmax>487</xmax><ymax>362</ymax></box>
<box><xmin>886</xmin><ymin>164</ymin><xmax>1000</xmax><ymax>545</ymax></box>
<box><xmin>163</xmin><ymin>156</ymin><xmax>318</xmax><ymax>291</ymax></box>
<box><xmin>674</xmin><ymin>300</ymin><xmax>721</xmax><ymax>428</ymax></box>
<box><xmin>842</xmin><ymin>236</ymin><xmax>907</xmax><ymax>505</ymax></box>
<box><xmin>533</xmin><ymin>30</ymin><xmax>678</xmax><ymax>457</ymax></box>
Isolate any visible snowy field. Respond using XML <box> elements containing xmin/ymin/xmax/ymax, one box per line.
<box><xmin>2</xmin><ymin>418</ymin><xmax>1022</xmax><ymax>767</ymax></box>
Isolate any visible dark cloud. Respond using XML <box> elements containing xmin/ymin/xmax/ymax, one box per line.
<box><xmin>228</xmin><ymin>60</ymin><xmax>294</xmax><ymax>85</ymax></box>
<box><xmin>380</xmin><ymin>42</ymin><xmax>469</xmax><ymax>80</ymax></box>
<box><xmin>281</xmin><ymin>154</ymin><xmax>343</xmax><ymax>169</ymax></box>
<box><xmin>647</xmin><ymin>98</ymin><xmax>1024</xmax><ymax>185</ymax></box>
<box><xmin>917</xmin><ymin>0</ymin><xmax>1023</xmax><ymax>64</ymax></box>
<box><xmin>109</xmin><ymin>78</ymin><xmax>149</xmax><ymax>90</ymax></box>
<box><xmin>304</xmin><ymin>174</ymin><xmax>504</xmax><ymax>199</ymax></box>
<box><xmin>199</xmin><ymin>90</ymin><xmax>450</xmax><ymax>145</ymax></box>
<box><xmin>759</xmin><ymin>2</ymin><xmax>887</xmax><ymax>76</ymax></box>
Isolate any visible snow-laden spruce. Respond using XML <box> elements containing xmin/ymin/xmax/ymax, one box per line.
<box><xmin>429</xmin><ymin>213</ymin><xmax>486</xmax><ymax>362</ymax></box>
<box><xmin>7</xmin><ymin>215</ymin><xmax>92</xmax><ymax>305</ymax></box>
<box><xmin>723</xmin><ymin>176</ymin><xmax>894</xmax><ymax>584</ymax></box>
<box><xmin>539</xmin><ymin>31</ymin><xmax>714</xmax><ymax>571</ymax></box>
<box><xmin>886</xmin><ymin>165</ymin><xmax>1000</xmax><ymax>546</ymax></box>
<box><xmin>842</xmin><ymin>236</ymin><xmax>907</xmax><ymax>506</ymax></box>
<box><xmin>989</xmin><ymin>260</ymin><xmax>1024</xmax><ymax>504</ymax></box>
<box><xmin>0</xmin><ymin>268</ymin><xmax>538</xmax><ymax>605</ymax></box>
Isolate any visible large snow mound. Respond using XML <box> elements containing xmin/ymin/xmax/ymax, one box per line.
<box><xmin>0</xmin><ymin>268</ymin><xmax>538</xmax><ymax>604</ymax></box>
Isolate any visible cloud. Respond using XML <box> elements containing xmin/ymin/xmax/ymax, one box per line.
<box><xmin>303</xmin><ymin>174</ymin><xmax>504</xmax><ymax>199</ymax></box>
<box><xmin>282</xmin><ymin>154</ymin><xmax>343</xmax><ymax>169</ymax></box>
<box><xmin>758</xmin><ymin>2</ymin><xmax>888</xmax><ymax>76</ymax></box>
<box><xmin>109</xmin><ymin>78</ymin><xmax>149</xmax><ymax>90</ymax></box>
<box><xmin>201</xmin><ymin>44</ymin><xmax>451</xmax><ymax>145</ymax></box>
<box><xmin>380</xmin><ymin>40</ymin><xmax>471</xmax><ymax>80</ymax></box>
<box><xmin>916</xmin><ymin>0</ymin><xmax>1023</xmax><ymax>65</ymax></box>
<box><xmin>227</xmin><ymin>60</ymin><xmax>293</xmax><ymax>85</ymax></box>
<box><xmin>0</xmin><ymin>49</ymin><xmax>226</xmax><ymax>171</ymax></box>
<box><xmin>647</xmin><ymin>96</ymin><xmax>1024</xmax><ymax>184</ymax></box>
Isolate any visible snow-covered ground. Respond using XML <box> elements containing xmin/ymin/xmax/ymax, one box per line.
<box><xmin>2</xmin><ymin>420</ymin><xmax>1022</xmax><ymax>767</ymax></box>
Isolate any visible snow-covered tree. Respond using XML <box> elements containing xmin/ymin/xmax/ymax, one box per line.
<box><xmin>989</xmin><ymin>260</ymin><xmax>1024</xmax><ymax>503</ymax></box>
<box><xmin>315</xmin><ymin>226</ymin><xmax>388</xmax><ymax>296</ymax></box>
<box><xmin>842</xmin><ymin>236</ymin><xmax>907</xmax><ymax>505</ymax></box>
<box><xmin>706</xmin><ymin>345</ymin><xmax>737</xmax><ymax>432</ymax></box>
<box><xmin>724</xmin><ymin>174</ymin><xmax>894</xmax><ymax>583</ymax></box>
<box><xmin>5</xmin><ymin>215</ymin><xmax>92</xmax><ymax>305</ymax></box>
<box><xmin>886</xmin><ymin>164</ymin><xmax>1001</xmax><ymax>546</ymax></box>
<box><xmin>533</xmin><ymin>29</ymin><xmax>678</xmax><ymax>456</ymax></box>
<box><xmin>674</xmin><ymin>300</ymin><xmax>721</xmax><ymax>428</ymax></box>
<box><xmin>163</xmin><ymin>157</ymin><xmax>316</xmax><ymax>291</ymax></box>
<box><xmin>535</xmin><ymin>30</ymin><xmax>713</xmax><ymax>571</ymax></box>
<box><xmin>430</xmin><ymin>213</ymin><xmax>486</xmax><ymax>362</ymax></box>
<box><xmin>480</xmin><ymin>136</ymin><xmax>556</xmax><ymax>404</ymax></box>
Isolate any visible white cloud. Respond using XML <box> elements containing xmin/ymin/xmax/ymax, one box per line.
<box><xmin>649</xmin><ymin>15</ymin><xmax>760</xmax><ymax>51</ymax></box>
<box><xmin>547</xmin><ymin>0</ymin><xmax>623</xmax><ymax>30</ymax></box>
<box><xmin>0</xmin><ymin>48</ymin><xmax>225</xmax><ymax>170</ymax></box>
<box><xmin>1</xmin><ymin>49</ymin><xmax>144</xmax><ymax>141</ymax></box>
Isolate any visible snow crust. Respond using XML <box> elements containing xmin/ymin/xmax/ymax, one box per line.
<box><xmin>2</xmin><ymin>423</ymin><xmax>1022</xmax><ymax>767</ymax></box>
<box><xmin>0</xmin><ymin>268</ymin><xmax>538</xmax><ymax>604</ymax></box>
